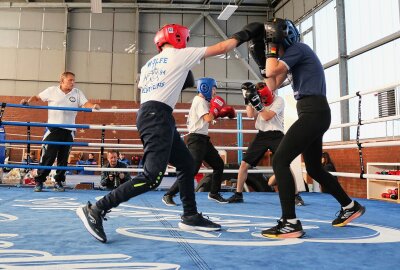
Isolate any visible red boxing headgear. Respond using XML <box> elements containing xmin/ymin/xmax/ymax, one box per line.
<box><xmin>258</xmin><ymin>85</ymin><xmax>274</xmax><ymax>106</ymax></box>
<box><xmin>154</xmin><ymin>24</ymin><xmax>190</xmax><ymax>52</ymax></box>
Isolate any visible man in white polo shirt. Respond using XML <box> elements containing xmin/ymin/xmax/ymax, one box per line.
<box><xmin>20</xmin><ymin>71</ymin><xmax>99</xmax><ymax>192</ymax></box>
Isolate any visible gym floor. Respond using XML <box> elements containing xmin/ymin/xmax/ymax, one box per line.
<box><xmin>0</xmin><ymin>187</ymin><xmax>399</xmax><ymax>269</ymax></box>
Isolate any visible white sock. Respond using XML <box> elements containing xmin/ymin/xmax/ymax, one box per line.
<box><xmin>286</xmin><ymin>218</ymin><xmax>298</xmax><ymax>224</ymax></box>
<box><xmin>343</xmin><ymin>200</ymin><xmax>354</xmax><ymax>210</ymax></box>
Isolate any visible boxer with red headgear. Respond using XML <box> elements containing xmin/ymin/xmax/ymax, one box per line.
<box><xmin>256</xmin><ymin>82</ymin><xmax>274</xmax><ymax>106</ymax></box>
<box><xmin>229</xmin><ymin>81</ymin><xmax>290</xmax><ymax>204</ymax></box>
<box><xmin>154</xmin><ymin>24</ymin><xmax>190</xmax><ymax>52</ymax></box>
<box><xmin>77</xmin><ymin>21</ymin><xmax>261</xmax><ymax>243</ymax></box>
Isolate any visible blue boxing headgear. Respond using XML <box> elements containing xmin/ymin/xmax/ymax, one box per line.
<box><xmin>283</xmin><ymin>19</ymin><xmax>300</xmax><ymax>49</ymax></box>
<box><xmin>197</xmin><ymin>77</ymin><xmax>216</xmax><ymax>101</ymax></box>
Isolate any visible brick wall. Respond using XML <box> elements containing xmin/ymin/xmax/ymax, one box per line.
<box><xmin>2</xmin><ymin>95</ymin><xmax>399</xmax><ymax>198</ymax></box>
<box><xmin>325</xmin><ymin>146</ymin><xmax>400</xmax><ymax>198</ymax></box>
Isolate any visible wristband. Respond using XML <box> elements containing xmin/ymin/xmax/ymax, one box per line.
<box><xmin>265</xmin><ymin>43</ymin><xmax>279</xmax><ymax>58</ymax></box>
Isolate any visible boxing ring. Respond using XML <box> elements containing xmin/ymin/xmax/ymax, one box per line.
<box><xmin>0</xmin><ymin>83</ymin><xmax>400</xmax><ymax>269</ymax></box>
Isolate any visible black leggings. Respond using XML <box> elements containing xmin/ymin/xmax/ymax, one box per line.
<box><xmin>272</xmin><ymin>96</ymin><xmax>351</xmax><ymax>219</ymax></box>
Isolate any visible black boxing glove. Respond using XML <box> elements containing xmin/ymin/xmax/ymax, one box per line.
<box><xmin>264</xmin><ymin>18</ymin><xmax>286</xmax><ymax>44</ymax></box>
<box><xmin>245</xmin><ymin>86</ymin><xmax>264</xmax><ymax>112</ymax></box>
<box><xmin>248</xmin><ymin>39</ymin><xmax>267</xmax><ymax>78</ymax></box>
<box><xmin>182</xmin><ymin>70</ymin><xmax>195</xmax><ymax>91</ymax></box>
<box><xmin>231</xmin><ymin>22</ymin><xmax>264</xmax><ymax>47</ymax></box>
<box><xmin>241</xmin><ymin>82</ymin><xmax>254</xmax><ymax>105</ymax></box>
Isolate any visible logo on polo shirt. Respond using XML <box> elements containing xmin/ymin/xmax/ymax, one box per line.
<box><xmin>69</xmin><ymin>97</ymin><xmax>76</xmax><ymax>102</ymax></box>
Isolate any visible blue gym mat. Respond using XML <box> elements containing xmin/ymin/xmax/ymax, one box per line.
<box><xmin>0</xmin><ymin>187</ymin><xmax>399</xmax><ymax>269</ymax></box>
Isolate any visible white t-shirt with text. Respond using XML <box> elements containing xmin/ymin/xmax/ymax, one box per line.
<box><xmin>138</xmin><ymin>47</ymin><xmax>207</xmax><ymax>109</ymax></box>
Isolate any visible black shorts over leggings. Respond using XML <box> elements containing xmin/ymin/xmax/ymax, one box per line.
<box><xmin>243</xmin><ymin>130</ymin><xmax>284</xmax><ymax>167</ymax></box>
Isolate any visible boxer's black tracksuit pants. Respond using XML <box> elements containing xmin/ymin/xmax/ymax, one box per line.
<box><xmin>96</xmin><ymin>101</ymin><xmax>198</xmax><ymax>216</ymax></box>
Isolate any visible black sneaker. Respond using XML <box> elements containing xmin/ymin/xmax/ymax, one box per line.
<box><xmin>76</xmin><ymin>201</ymin><xmax>108</xmax><ymax>243</ymax></box>
<box><xmin>162</xmin><ymin>194</ymin><xmax>177</xmax><ymax>206</ymax></box>
<box><xmin>208</xmin><ymin>193</ymin><xmax>228</xmax><ymax>204</ymax></box>
<box><xmin>261</xmin><ymin>219</ymin><xmax>305</xmax><ymax>239</ymax></box>
<box><xmin>54</xmin><ymin>181</ymin><xmax>65</xmax><ymax>192</ymax></box>
<box><xmin>227</xmin><ymin>192</ymin><xmax>244</xmax><ymax>203</ymax></box>
<box><xmin>295</xmin><ymin>194</ymin><xmax>305</xmax><ymax>206</ymax></box>
<box><xmin>332</xmin><ymin>200</ymin><xmax>366</xmax><ymax>227</ymax></box>
<box><xmin>178</xmin><ymin>213</ymin><xmax>221</xmax><ymax>231</ymax></box>
<box><xmin>34</xmin><ymin>182</ymin><xmax>43</xmax><ymax>192</ymax></box>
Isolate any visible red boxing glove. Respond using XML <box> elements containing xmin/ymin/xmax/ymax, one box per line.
<box><xmin>219</xmin><ymin>106</ymin><xmax>236</xmax><ymax>119</ymax></box>
<box><xmin>209</xmin><ymin>96</ymin><xmax>226</xmax><ymax>118</ymax></box>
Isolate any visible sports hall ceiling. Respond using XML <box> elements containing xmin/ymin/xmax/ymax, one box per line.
<box><xmin>3</xmin><ymin>1</ymin><xmax>282</xmax><ymax>13</ymax></box>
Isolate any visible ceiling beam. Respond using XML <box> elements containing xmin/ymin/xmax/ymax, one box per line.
<box><xmin>0</xmin><ymin>2</ymin><xmax>270</xmax><ymax>13</ymax></box>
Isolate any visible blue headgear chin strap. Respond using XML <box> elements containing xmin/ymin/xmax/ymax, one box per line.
<box><xmin>283</xmin><ymin>20</ymin><xmax>300</xmax><ymax>49</ymax></box>
<box><xmin>197</xmin><ymin>77</ymin><xmax>216</xmax><ymax>101</ymax></box>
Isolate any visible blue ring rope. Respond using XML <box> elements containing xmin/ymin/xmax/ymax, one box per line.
<box><xmin>0</xmin><ymin>163</ymin><xmax>84</xmax><ymax>171</ymax></box>
<box><xmin>0</xmin><ymin>139</ymin><xmax>88</xmax><ymax>147</ymax></box>
<box><xmin>6</xmin><ymin>103</ymin><xmax>92</xmax><ymax>112</ymax></box>
<box><xmin>1</xmin><ymin>121</ymin><xmax>89</xmax><ymax>129</ymax></box>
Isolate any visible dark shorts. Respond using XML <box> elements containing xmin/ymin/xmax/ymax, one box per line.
<box><xmin>243</xmin><ymin>130</ymin><xmax>284</xmax><ymax>167</ymax></box>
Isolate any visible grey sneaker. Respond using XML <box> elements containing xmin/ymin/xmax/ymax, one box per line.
<box><xmin>54</xmin><ymin>181</ymin><xmax>65</xmax><ymax>192</ymax></box>
<box><xmin>76</xmin><ymin>201</ymin><xmax>108</xmax><ymax>243</ymax></box>
<box><xmin>162</xmin><ymin>194</ymin><xmax>177</xmax><ymax>206</ymax></box>
<box><xmin>178</xmin><ymin>213</ymin><xmax>221</xmax><ymax>231</ymax></box>
<box><xmin>208</xmin><ymin>193</ymin><xmax>229</xmax><ymax>204</ymax></box>
<box><xmin>295</xmin><ymin>194</ymin><xmax>305</xmax><ymax>206</ymax></box>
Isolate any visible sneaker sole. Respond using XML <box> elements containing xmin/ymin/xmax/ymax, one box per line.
<box><xmin>207</xmin><ymin>196</ymin><xmax>229</xmax><ymax>204</ymax></box>
<box><xmin>228</xmin><ymin>199</ymin><xmax>244</xmax><ymax>203</ymax></box>
<box><xmin>261</xmin><ymin>230</ymin><xmax>305</xmax><ymax>239</ymax></box>
<box><xmin>178</xmin><ymin>222</ymin><xmax>221</xmax><ymax>232</ymax></box>
<box><xmin>333</xmin><ymin>206</ymin><xmax>366</xmax><ymax>227</ymax></box>
<box><xmin>76</xmin><ymin>207</ymin><xmax>107</xmax><ymax>243</ymax></box>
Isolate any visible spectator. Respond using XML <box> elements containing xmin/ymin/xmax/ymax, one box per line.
<box><xmin>100</xmin><ymin>150</ymin><xmax>131</xmax><ymax>190</ymax></box>
<box><xmin>85</xmin><ymin>153</ymin><xmax>97</xmax><ymax>175</ymax></box>
<box><xmin>118</xmin><ymin>152</ymin><xmax>130</xmax><ymax>165</ymax></box>
<box><xmin>22</xmin><ymin>151</ymin><xmax>37</xmax><ymax>164</ymax></box>
<box><xmin>322</xmin><ymin>152</ymin><xmax>337</xmax><ymax>174</ymax></box>
<box><xmin>76</xmin><ymin>152</ymin><xmax>97</xmax><ymax>175</ymax></box>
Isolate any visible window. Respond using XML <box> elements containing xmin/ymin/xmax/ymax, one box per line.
<box><xmin>314</xmin><ymin>1</ymin><xmax>338</xmax><ymax>64</ymax></box>
<box><xmin>348</xmin><ymin>40</ymin><xmax>400</xmax><ymax>139</ymax></box>
<box><xmin>345</xmin><ymin>0</ymin><xmax>400</xmax><ymax>53</ymax></box>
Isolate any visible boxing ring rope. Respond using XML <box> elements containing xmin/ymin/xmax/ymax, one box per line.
<box><xmin>1</xmin><ymin>82</ymin><xmax>400</xmax><ymax>182</ymax></box>
<box><xmin>0</xmin><ymin>163</ymin><xmax>274</xmax><ymax>174</ymax></box>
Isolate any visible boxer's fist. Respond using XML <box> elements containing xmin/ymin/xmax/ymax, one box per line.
<box><xmin>219</xmin><ymin>106</ymin><xmax>236</xmax><ymax>119</ymax></box>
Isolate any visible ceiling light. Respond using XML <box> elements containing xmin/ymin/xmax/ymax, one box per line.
<box><xmin>217</xmin><ymin>4</ymin><xmax>238</xmax><ymax>20</ymax></box>
<box><xmin>91</xmin><ymin>0</ymin><xmax>103</xmax><ymax>14</ymax></box>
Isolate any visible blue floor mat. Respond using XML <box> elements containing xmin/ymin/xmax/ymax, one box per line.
<box><xmin>0</xmin><ymin>187</ymin><xmax>399</xmax><ymax>269</ymax></box>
